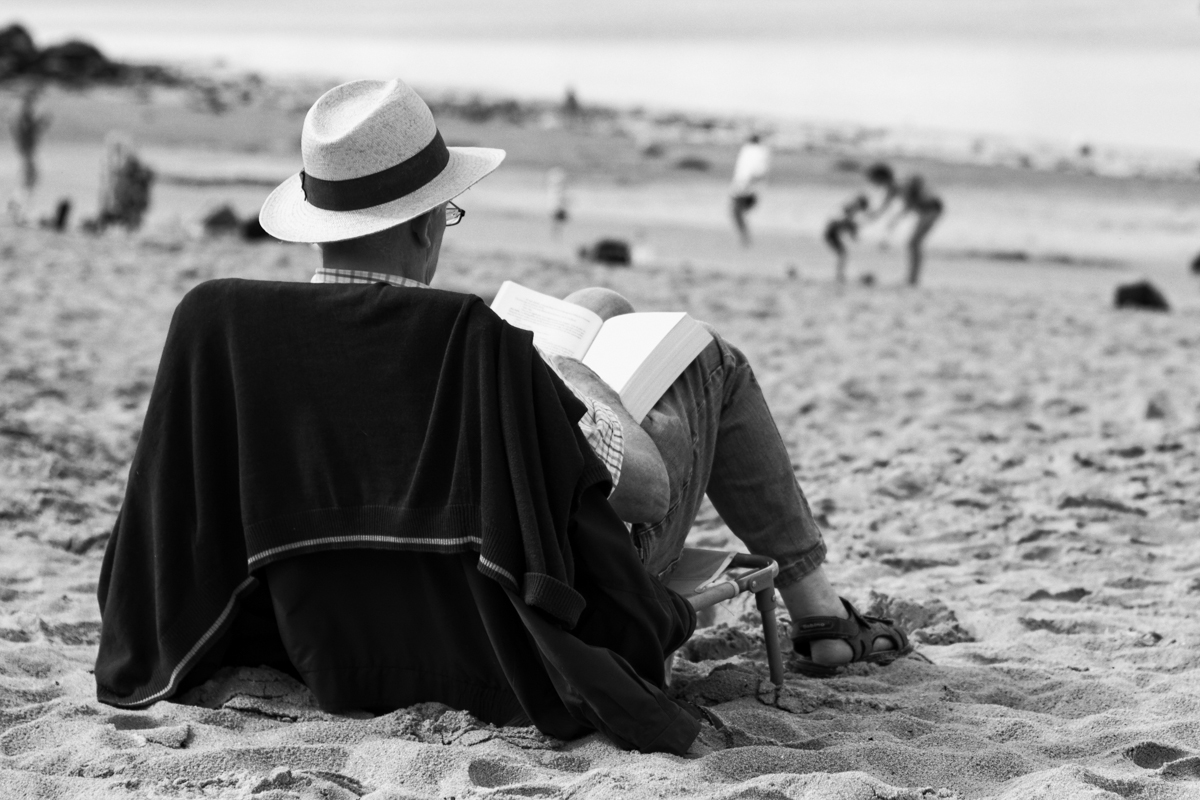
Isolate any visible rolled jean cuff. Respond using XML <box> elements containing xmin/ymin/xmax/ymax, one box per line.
<box><xmin>773</xmin><ymin>538</ymin><xmax>828</xmax><ymax>590</ymax></box>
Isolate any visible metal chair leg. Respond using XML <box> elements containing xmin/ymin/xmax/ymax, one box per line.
<box><xmin>755</xmin><ymin>588</ymin><xmax>785</xmax><ymax>687</ymax></box>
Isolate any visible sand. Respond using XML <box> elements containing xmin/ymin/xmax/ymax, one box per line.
<box><xmin>2</xmin><ymin>83</ymin><xmax>1200</xmax><ymax>799</ymax></box>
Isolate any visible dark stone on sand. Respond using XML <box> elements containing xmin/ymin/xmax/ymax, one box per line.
<box><xmin>1114</xmin><ymin>280</ymin><xmax>1168</xmax><ymax>312</ymax></box>
<box><xmin>581</xmin><ymin>238</ymin><xmax>631</xmax><ymax>266</ymax></box>
<box><xmin>38</xmin><ymin>198</ymin><xmax>70</xmax><ymax>232</ymax></box>
<box><xmin>240</xmin><ymin>216</ymin><xmax>271</xmax><ymax>241</ymax></box>
<box><xmin>202</xmin><ymin>206</ymin><xmax>273</xmax><ymax>242</ymax></box>
<box><xmin>674</xmin><ymin>156</ymin><xmax>711</xmax><ymax>172</ymax></box>
<box><xmin>1191</xmin><ymin>252</ymin><xmax>1200</xmax><ymax>275</ymax></box>
<box><xmin>202</xmin><ymin>205</ymin><xmax>241</xmax><ymax>236</ymax></box>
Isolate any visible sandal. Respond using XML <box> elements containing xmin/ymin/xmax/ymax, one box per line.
<box><xmin>791</xmin><ymin>597</ymin><xmax>913</xmax><ymax>677</ymax></box>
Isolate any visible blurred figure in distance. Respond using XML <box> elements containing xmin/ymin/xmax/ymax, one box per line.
<box><xmin>547</xmin><ymin>166</ymin><xmax>570</xmax><ymax>239</ymax></box>
<box><xmin>863</xmin><ymin>162</ymin><xmax>943</xmax><ymax>286</ymax></box>
<box><xmin>96</xmin><ymin>132</ymin><xmax>154</xmax><ymax>231</ymax></box>
<box><xmin>729</xmin><ymin>133</ymin><xmax>770</xmax><ymax>247</ymax></box>
<box><xmin>823</xmin><ymin>194</ymin><xmax>869</xmax><ymax>284</ymax></box>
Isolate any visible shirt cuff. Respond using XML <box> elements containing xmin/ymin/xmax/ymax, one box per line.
<box><xmin>577</xmin><ymin>397</ymin><xmax>624</xmax><ymax>489</ymax></box>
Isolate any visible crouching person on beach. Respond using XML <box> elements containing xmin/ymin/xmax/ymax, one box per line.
<box><xmin>95</xmin><ymin>79</ymin><xmax>910</xmax><ymax>754</ymax></box>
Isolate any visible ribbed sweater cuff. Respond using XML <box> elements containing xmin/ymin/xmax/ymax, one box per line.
<box><xmin>523</xmin><ymin>573</ymin><xmax>586</xmax><ymax>628</ymax></box>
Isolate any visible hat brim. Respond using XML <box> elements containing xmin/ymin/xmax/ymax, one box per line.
<box><xmin>258</xmin><ymin>146</ymin><xmax>506</xmax><ymax>243</ymax></box>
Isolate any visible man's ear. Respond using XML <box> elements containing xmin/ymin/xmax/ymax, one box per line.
<box><xmin>409</xmin><ymin>210</ymin><xmax>433</xmax><ymax>248</ymax></box>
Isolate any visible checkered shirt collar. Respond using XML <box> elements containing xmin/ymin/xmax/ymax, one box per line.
<box><xmin>311</xmin><ymin>267</ymin><xmax>429</xmax><ymax>289</ymax></box>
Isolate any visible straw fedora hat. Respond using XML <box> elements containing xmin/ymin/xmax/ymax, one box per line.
<box><xmin>259</xmin><ymin>79</ymin><xmax>505</xmax><ymax>243</ymax></box>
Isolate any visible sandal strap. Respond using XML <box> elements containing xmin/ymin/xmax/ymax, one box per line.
<box><xmin>843</xmin><ymin>599</ymin><xmax>910</xmax><ymax>657</ymax></box>
<box><xmin>790</xmin><ymin>614</ymin><xmax>861</xmax><ymax>644</ymax></box>
<box><xmin>791</xmin><ymin>598</ymin><xmax>908</xmax><ymax>662</ymax></box>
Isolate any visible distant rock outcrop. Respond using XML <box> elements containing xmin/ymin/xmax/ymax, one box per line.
<box><xmin>0</xmin><ymin>22</ymin><xmax>179</xmax><ymax>86</ymax></box>
<box><xmin>0</xmin><ymin>23</ymin><xmax>37</xmax><ymax>76</ymax></box>
<box><xmin>36</xmin><ymin>40</ymin><xmax>119</xmax><ymax>82</ymax></box>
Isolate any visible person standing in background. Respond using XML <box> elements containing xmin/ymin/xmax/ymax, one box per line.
<box><xmin>729</xmin><ymin>133</ymin><xmax>770</xmax><ymax>247</ymax></box>
<box><xmin>864</xmin><ymin>162</ymin><xmax>943</xmax><ymax>286</ymax></box>
<box><xmin>546</xmin><ymin>166</ymin><xmax>570</xmax><ymax>239</ymax></box>
<box><xmin>96</xmin><ymin>132</ymin><xmax>154</xmax><ymax>231</ymax></box>
<box><xmin>7</xmin><ymin>86</ymin><xmax>51</xmax><ymax>225</ymax></box>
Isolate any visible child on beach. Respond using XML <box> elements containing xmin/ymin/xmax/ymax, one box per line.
<box><xmin>823</xmin><ymin>194</ymin><xmax>869</xmax><ymax>283</ymax></box>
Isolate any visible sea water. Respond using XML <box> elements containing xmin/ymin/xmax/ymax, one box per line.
<box><xmin>20</xmin><ymin>0</ymin><xmax>1200</xmax><ymax>156</ymax></box>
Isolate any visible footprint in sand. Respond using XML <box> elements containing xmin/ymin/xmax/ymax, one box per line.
<box><xmin>1159</xmin><ymin>756</ymin><xmax>1200</xmax><ymax>780</ymax></box>
<box><xmin>1024</xmin><ymin>587</ymin><xmax>1091</xmax><ymax>602</ymax></box>
<box><xmin>1123</xmin><ymin>741</ymin><xmax>1192</xmax><ymax>770</ymax></box>
<box><xmin>466</xmin><ymin>758</ymin><xmax>553</xmax><ymax>792</ymax></box>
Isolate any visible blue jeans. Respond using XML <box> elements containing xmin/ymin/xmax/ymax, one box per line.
<box><xmin>631</xmin><ymin>330</ymin><xmax>827</xmax><ymax>589</ymax></box>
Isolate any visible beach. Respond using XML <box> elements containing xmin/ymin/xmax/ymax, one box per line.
<box><xmin>1</xmin><ymin>70</ymin><xmax>1200</xmax><ymax>799</ymax></box>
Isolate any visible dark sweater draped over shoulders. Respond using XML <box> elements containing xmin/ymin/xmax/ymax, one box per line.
<box><xmin>97</xmin><ymin>279</ymin><xmax>608</xmax><ymax>698</ymax></box>
<box><xmin>96</xmin><ymin>278</ymin><xmax>698</xmax><ymax>754</ymax></box>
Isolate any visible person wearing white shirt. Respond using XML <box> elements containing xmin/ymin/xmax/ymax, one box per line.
<box><xmin>729</xmin><ymin>133</ymin><xmax>770</xmax><ymax>246</ymax></box>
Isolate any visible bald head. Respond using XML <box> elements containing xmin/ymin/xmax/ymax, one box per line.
<box><xmin>562</xmin><ymin>287</ymin><xmax>636</xmax><ymax>321</ymax></box>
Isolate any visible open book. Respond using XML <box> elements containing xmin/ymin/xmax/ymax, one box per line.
<box><xmin>490</xmin><ymin>281</ymin><xmax>713</xmax><ymax>422</ymax></box>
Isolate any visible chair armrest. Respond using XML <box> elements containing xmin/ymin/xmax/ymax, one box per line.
<box><xmin>686</xmin><ymin>555</ymin><xmax>778</xmax><ymax>611</ymax></box>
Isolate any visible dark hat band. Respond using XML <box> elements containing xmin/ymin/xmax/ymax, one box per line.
<box><xmin>300</xmin><ymin>130</ymin><xmax>449</xmax><ymax>212</ymax></box>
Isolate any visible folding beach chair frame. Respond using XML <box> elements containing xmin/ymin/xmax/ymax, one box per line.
<box><xmin>676</xmin><ymin>551</ymin><xmax>785</xmax><ymax>687</ymax></box>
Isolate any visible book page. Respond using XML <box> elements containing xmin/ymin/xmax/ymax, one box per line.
<box><xmin>583</xmin><ymin>312</ymin><xmax>712</xmax><ymax>421</ymax></box>
<box><xmin>581</xmin><ymin>312</ymin><xmax>687</xmax><ymax>393</ymax></box>
<box><xmin>490</xmin><ymin>281</ymin><xmax>603</xmax><ymax>360</ymax></box>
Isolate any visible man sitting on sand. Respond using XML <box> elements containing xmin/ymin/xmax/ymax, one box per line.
<box><xmin>259</xmin><ymin>79</ymin><xmax>908</xmax><ymax>676</ymax></box>
<box><xmin>97</xmin><ymin>81</ymin><xmax>909</xmax><ymax>742</ymax></box>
